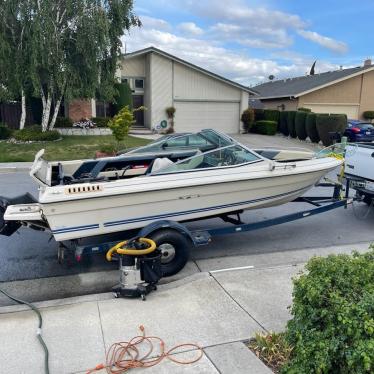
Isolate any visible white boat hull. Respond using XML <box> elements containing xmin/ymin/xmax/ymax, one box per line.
<box><xmin>41</xmin><ymin>160</ymin><xmax>338</xmax><ymax>241</ymax></box>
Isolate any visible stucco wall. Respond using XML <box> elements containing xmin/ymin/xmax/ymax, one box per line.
<box><xmin>121</xmin><ymin>55</ymin><xmax>146</xmax><ymax>77</ymax></box>
<box><xmin>359</xmin><ymin>70</ymin><xmax>374</xmax><ymax>118</ymax></box>
<box><xmin>173</xmin><ymin>62</ymin><xmax>241</xmax><ymax>101</ymax></box>
<box><xmin>150</xmin><ymin>53</ymin><xmax>173</xmax><ymax>127</ymax></box>
<box><xmin>299</xmin><ymin>75</ymin><xmax>362</xmax><ymax>106</ymax></box>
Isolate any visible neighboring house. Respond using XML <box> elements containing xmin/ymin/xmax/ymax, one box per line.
<box><xmin>118</xmin><ymin>47</ymin><xmax>257</xmax><ymax>133</ymax></box>
<box><xmin>254</xmin><ymin>60</ymin><xmax>374</xmax><ymax>120</ymax></box>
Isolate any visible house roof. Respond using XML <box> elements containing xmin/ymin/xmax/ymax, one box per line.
<box><xmin>122</xmin><ymin>46</ymin><xmax>257</xmax><ymax>95</ymax></box>
<box><xmin>254</xmin><ymin>64</ymin><xmax>374</xmax><ymax>100</ymax></box>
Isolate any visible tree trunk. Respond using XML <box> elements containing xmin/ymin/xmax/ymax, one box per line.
<box><xmin>49</xmin><ymin>97</ymin><xmax>62</xmax><ymax>130</ymax></box>
<box><xmin>19</xmin><ymin>90</ymin><xmax>26</xmax><ymax>130</ymax></box>
<box><xmin>41</xmin><ymin>93</ymin><xmax>52</xmax><ymax>132</ymax></box>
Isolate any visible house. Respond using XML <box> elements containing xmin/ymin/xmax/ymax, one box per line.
<box><xmin>117</xmin><ymin>47</ymin><xmax>257</xmax><ymax>133</ymax></box>
<box><xmin>254</xmin><ymin>60</ymin><xmax>374</xmax><ymax>120</ymax></box>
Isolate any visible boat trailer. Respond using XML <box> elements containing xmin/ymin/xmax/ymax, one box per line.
<box><xmin>56</xmin><ymin>181</ymin><xmax>351</xmax><ymax>300</ymax></box>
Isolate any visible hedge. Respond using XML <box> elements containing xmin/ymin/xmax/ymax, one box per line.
<box><xmin>316</xmin><ymin>114</ymin><xmax>347</xmax><ymax>146</ymax></box>
<box><xmin>295</xmin><ymin>111</ymin><xmax>308</xmax><ymax>140</ymax></box>
<box><xmin>113</xmin><ymin>82</ymin><xmax>133</xmax><ymax>114</ymax></box>
<box><xmin>92</xmin><ymin>117</ymin><xmax>111</xmax><ymax>127</ymax></box>
<box><xmin>254</xmin><ymin>109</ymin><xmax>265</xmax><ymax>121</ymax></box>
<box><xmin>54</xmin><ymin>117</ymin><xmax>73</xmax><ymax>128</ymax></box>
<box><xmin>363</xmin><ymin>111</ymin><xmax>374</xmax><ymax>120</ymax></box>
<box><xmin>279</xmin><ymin>111</ymin><xmax>289</xmax><ymax>136</ymax></box>
<box><xmin>297</xmin><ymin>107</ymin><xmax>312</xmax><ymax>112</ymax></box>
<box><xmin>284</xmin><ymin>248</ymin><xmax>374</xmax><ymax>374</ymax></box>
<box><xmin>287</xmin><ymin>111</ymin><xmax>297</xmax><ymax>138</ymax></box>
<box><xmin>13</xmin><ymin>125</ymin><xmax>60</xmax><ymax>142</ymax></box>
<box><xmin>305</xmin><ymin>113</ymin><xmax>320</xmax><ymax>143</ymax></box>
<box><xmin>241</xmin><ymin>108</ymin><xmax>255</xmax><ymax>132</ymax></box>
<box><xmin>0</xmin><ymin>123</ymin><xmax>12</xmax><ymax>140</ymax></box>
<box><xmin>251</xmin><ymin>120</ymin><xmax>277</xmax><ymax>135</ymax></box>
<box><xmin>263</xmin><ymin>109</ymin><xmax>280</xmax><ymax>123</ymax></box>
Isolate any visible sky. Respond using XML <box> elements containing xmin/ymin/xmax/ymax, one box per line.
<box><xmin>123</xmin><ymin>0</ymin><xmax>374</xmax><ymax>87</ymax></box>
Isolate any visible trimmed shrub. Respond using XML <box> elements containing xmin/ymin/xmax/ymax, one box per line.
<box><xmin>263</xmin><ymin>109</ymin><xmax>280</xmax><ymax>123</ymax></box>
<box><xmin>297</xmin><ymin>107</ymin><xmax>312</xmax><ymax>112</ymax></box>
<box><xmin>363</xmin><ymin>111</ymin><xmax>374</xmax><ymax>120</ymax></box>
<box><xmin>284</xmin><ymin>248</ymin><xmax>374</xmax><ymax>374</ymax></box>
<box><xmin>305</xmin><ymin>113</ymin><xmax>320</xmax><ymax>143</ymax></box>
<box><xmin>316</xmin><ymin>114</ymin><xmax>347</xmax><ymax>146</ymax></box>
<box><xmin>13</xmin><ymin>125</ymin><xmax>60</xmax><ymax>142</ymax></box>
<box><xmin>295</xmin><ymin>111</ymin><xmax>308</xmax><ymax>140</ymax></box>
<box><xmin>92</xmin><ymin>117</ymin><xmax>111</xmax><ymax>127</ymax></box>
<box><xmin>254</xmin><ymin>109</ymin><xmax>265</xmax><ymax>121</ymax></box>
<box><xmin>251</xmin><ymin>120</ymin><xmax>277</xmax><ymax>135</ymax></box>
<box><xmin>241</xmin><ymin>108</ymin><xmax>255</xmax><ymax>132</ymax></box>
<box><xmin>113</xmin><ymin>82</ymin><xmax>133</xmax><ymax>114</ymax></box>
<box><xmin>0</xmin><ymin>123</ymin><xmax>12</xmax><ymax>140</ymax></box>
<box><xmin>287</xmin><ymin>111</ymin><xmax>297</xmax><ymax>138</ymax></box>
<box><xmin>279</xmin><ymin>111</ymin><xmax>289</xmax><ymax>136</ymax></box>
<box><xmin>54</xmin><ymin>117</ymin><xmax>73</xmax><ymax>128</ymax></box>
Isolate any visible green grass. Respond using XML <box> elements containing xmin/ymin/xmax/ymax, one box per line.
<box><xmin>0</xmin><ymin>135</ymin><xmax>150</xmax><ymax>162</ymax></box>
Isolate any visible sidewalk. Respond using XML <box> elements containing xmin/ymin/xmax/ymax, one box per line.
<box><xmin>0</xmin><ymin>242</ymin><xmax>371</xmax><ymax>374</ymax></box>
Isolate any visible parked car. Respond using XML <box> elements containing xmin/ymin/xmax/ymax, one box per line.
<box><xmin>117</xmin><ymin>130</ymin><xmax>235</xmax><ymax>156</ymax></box>
<box><xmin>344</xmin><ymin>120</ymin><xmax>374</xmax><ymax>142</ymax></box>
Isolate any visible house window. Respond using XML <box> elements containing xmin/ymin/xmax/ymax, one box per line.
<box><xmin>135</xmin><ymin>79</ymin><xmax>144</xmax><ymax>89</ymax></box>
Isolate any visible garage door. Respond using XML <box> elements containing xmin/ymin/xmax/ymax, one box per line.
<box><xmin>174</xmin><ymin>101</ymin><xmax>240</xmax><ymax>133</ymax></box>
<box><xmin>304</xmin><ymin>104</ymin><xmax>359</xmax><ymax>119</ymax></box>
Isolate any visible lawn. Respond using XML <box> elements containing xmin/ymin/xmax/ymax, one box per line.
<box><xmin>0</xmin><ymin>135</ymin><xmax>150</xmax><ymax>162</ymax></box>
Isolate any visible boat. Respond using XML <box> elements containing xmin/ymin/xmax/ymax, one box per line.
<box><xmin>0</xmin><ymin>129</ymin><xmax>342</xmax><ymax>242</ymax></box>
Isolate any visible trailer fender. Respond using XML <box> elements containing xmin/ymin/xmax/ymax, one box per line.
<box><xmin>138</xmin><ymin>220</ymin><xmax>197</xmax><ymax>246</ymax></box>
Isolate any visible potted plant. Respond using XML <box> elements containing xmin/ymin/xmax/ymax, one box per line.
<box><xmin>165</xmin><ymin>106</ymin><xmax>176</xmax><ymax>133</ymax></box>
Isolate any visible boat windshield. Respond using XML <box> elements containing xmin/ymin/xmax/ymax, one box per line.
<box><xmin>200</xmin><ymin>129</ymin><xmax>235</xmax><ymax>147</ymax></box>
<box><xmin>153</xmin><ymin>144</ymin><xmax>261</xmax><ymax>174</ymax></box>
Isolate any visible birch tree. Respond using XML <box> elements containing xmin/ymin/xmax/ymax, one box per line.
<box><xmin>0</xmin><ymin>1</ymin><xmax>32</xmax><ymax>129</ymax></box>
<box><xmin>1</xmin><ymin>0</ymin><xmax>140</xmax><ymax>131</ymax></box>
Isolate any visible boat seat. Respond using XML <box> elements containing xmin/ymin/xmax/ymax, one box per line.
<box><xmin>150</xmin><ymin>157</ymin><xmax>175</xmax><ymax>173</ymax></box>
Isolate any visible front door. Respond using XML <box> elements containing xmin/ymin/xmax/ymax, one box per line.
<box><xmin>132</xmin><ymin>95</ymin><xmax>144</xmax><ymax>126</ymax></box>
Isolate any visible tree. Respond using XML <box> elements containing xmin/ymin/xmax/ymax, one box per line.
<box><xmin>0</xmin><ymin>1</ymin><xmax>32</xmax><ymax>129</ymax></box>
<box><xmin>0</xmin><ymin>0</ymin><xmax>140</xmax><ymax>131</ymax></box>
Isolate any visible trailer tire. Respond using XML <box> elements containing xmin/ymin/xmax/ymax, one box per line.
<box><xmin>149</xmin><ymin>229</ymin><xmax>190</xmax><ymax>277</ymax></box>
<box><xmin>363</xmin><ymin>194</ymin><xmax>373</xmax><ymax>206</ymax></box>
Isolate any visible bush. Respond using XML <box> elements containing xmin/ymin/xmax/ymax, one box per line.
<box><xmin>295</xmin><ymin>111</ymin><xmax>308</xmax><ymax>140</ymax></box>
<box><xmin>264</xmin><ymin>109</ymin><xmax>280</xmax><ymax>123</ymax></box>
<box><xmin>279</xmin><ymin>111</ymin><xmax>289</xmax><ymax>136</ymax></box>
<box><xmin>108</xmin><ymin>106</ymin><xmax>133</xmax><ymax>144</ymax></box>
<box><xmin>287</xmin><ymin>111</ymin><xmax>297</xmax><ymax>138</ymax></box>
<box><xmin>13</xmin><ymin>125</ymin><xmax>60</xmax><ymax>142</ymax></box>
<box><xmin>0</xmin><ymin>123</ymin><xmax>12</xmax><ymax>140</ymax></box>
<box><xmin>92</xmin><ymin>117</ymin><xmax>111</xmax><ymax>127</ymax></box>
<box><xmin>284</xmin><ymin>248</ymin><xmax>374</xmax><ymax>374</ymax></box>
<box><xmin>251</xmin><ymin>120</ymin><xmax>277</xmax><ymax>135</ymax></box>
<box><xmin>305</xmin><ymin>113</ymin><xmax>320</xmax><ymax>143</ymax></box>
<box><xmin>297</xmin><ymin>107</ymin><xmax>312</xmax><ymax>112</ymax></box>
<box><xmin>363</xmin><ymin>111</ymin><xmax>374</xmax><ymax>120</ymax></box>
<box><xmin>54</xmin><ymin>117</ymin><xmax>73</xmax><ymax>128</ymax></box>
<box><xmin>316</xmin><ymin>114</ymin><xmax>347</xmax><ymax>146</ymax></box>
<box><xmin>241</xmin><ymin>108</ymin><xmax>255</xmax><ymax>132</ymax></box>
<box><xmin>254</xmin><ymin>109</ymin><xmax>265</xmax><ymax>121</ymax></box>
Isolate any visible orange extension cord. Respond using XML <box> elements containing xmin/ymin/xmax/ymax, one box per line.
<box><xmin>86</xmin><ymin>325</ymin><xmax>203</xmax><ymax>373</ymax></box>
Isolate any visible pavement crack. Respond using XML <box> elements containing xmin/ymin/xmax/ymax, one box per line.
<box><xmin>210</xmin><ymin>273</ymin><xmax>269</xmax><ymax>333</ymax></box>
<box><xmin>96</xmin><ymin>301</ymin><xmax>108</xmax><ymax>355</ymax></box>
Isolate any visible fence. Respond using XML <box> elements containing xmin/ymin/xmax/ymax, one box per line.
<box><xmin>0</xmin><ymin>102</ymin><xmax>34</xmax><ymax>129</ymax></box>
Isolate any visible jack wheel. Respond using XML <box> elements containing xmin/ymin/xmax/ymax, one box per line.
<box><xmin>141</xmin><ymin>294</ymin><xmax>146</xmax><ymax>301</ymax></box>
<box><xmin>149</xmin><ymin>229</ymin><xmax>190</xmax><ymax>277</ymax></box>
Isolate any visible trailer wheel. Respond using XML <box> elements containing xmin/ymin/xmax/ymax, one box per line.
<box><xmin>363</xmin><ymin>194</ymin><xmax>373</xmax><ymax>206</ymax></box>
<box><xmin>149</xmin><ymin>229</ymin><xmax>190</xmax><ymax>277</ymax></box>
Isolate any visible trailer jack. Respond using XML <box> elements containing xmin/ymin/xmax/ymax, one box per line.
<box><xmin>106</xmin><ymin>238</ymin><xmax>162</xmax><ymax>300</ymax></box>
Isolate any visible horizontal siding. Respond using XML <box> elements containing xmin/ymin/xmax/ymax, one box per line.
<box><xmin>120</xmin><ymin>55</ymin><xmax>146</xmax><ymax>77</ymax></box>
<box><xmin>174</xmin><ymin>62</ymin><xmax>241</xmax><ymax>101</ymax></box>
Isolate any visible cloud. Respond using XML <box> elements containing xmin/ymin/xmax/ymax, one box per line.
<box><xmin>298</xmin><ymin>30</ymin><xmax>348</xmax><ymax>54</ymax></box>
<box><xmin>178</xmin><ymin>22</ymin><xmax>204</xmax><ymax>36</ymax></box>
